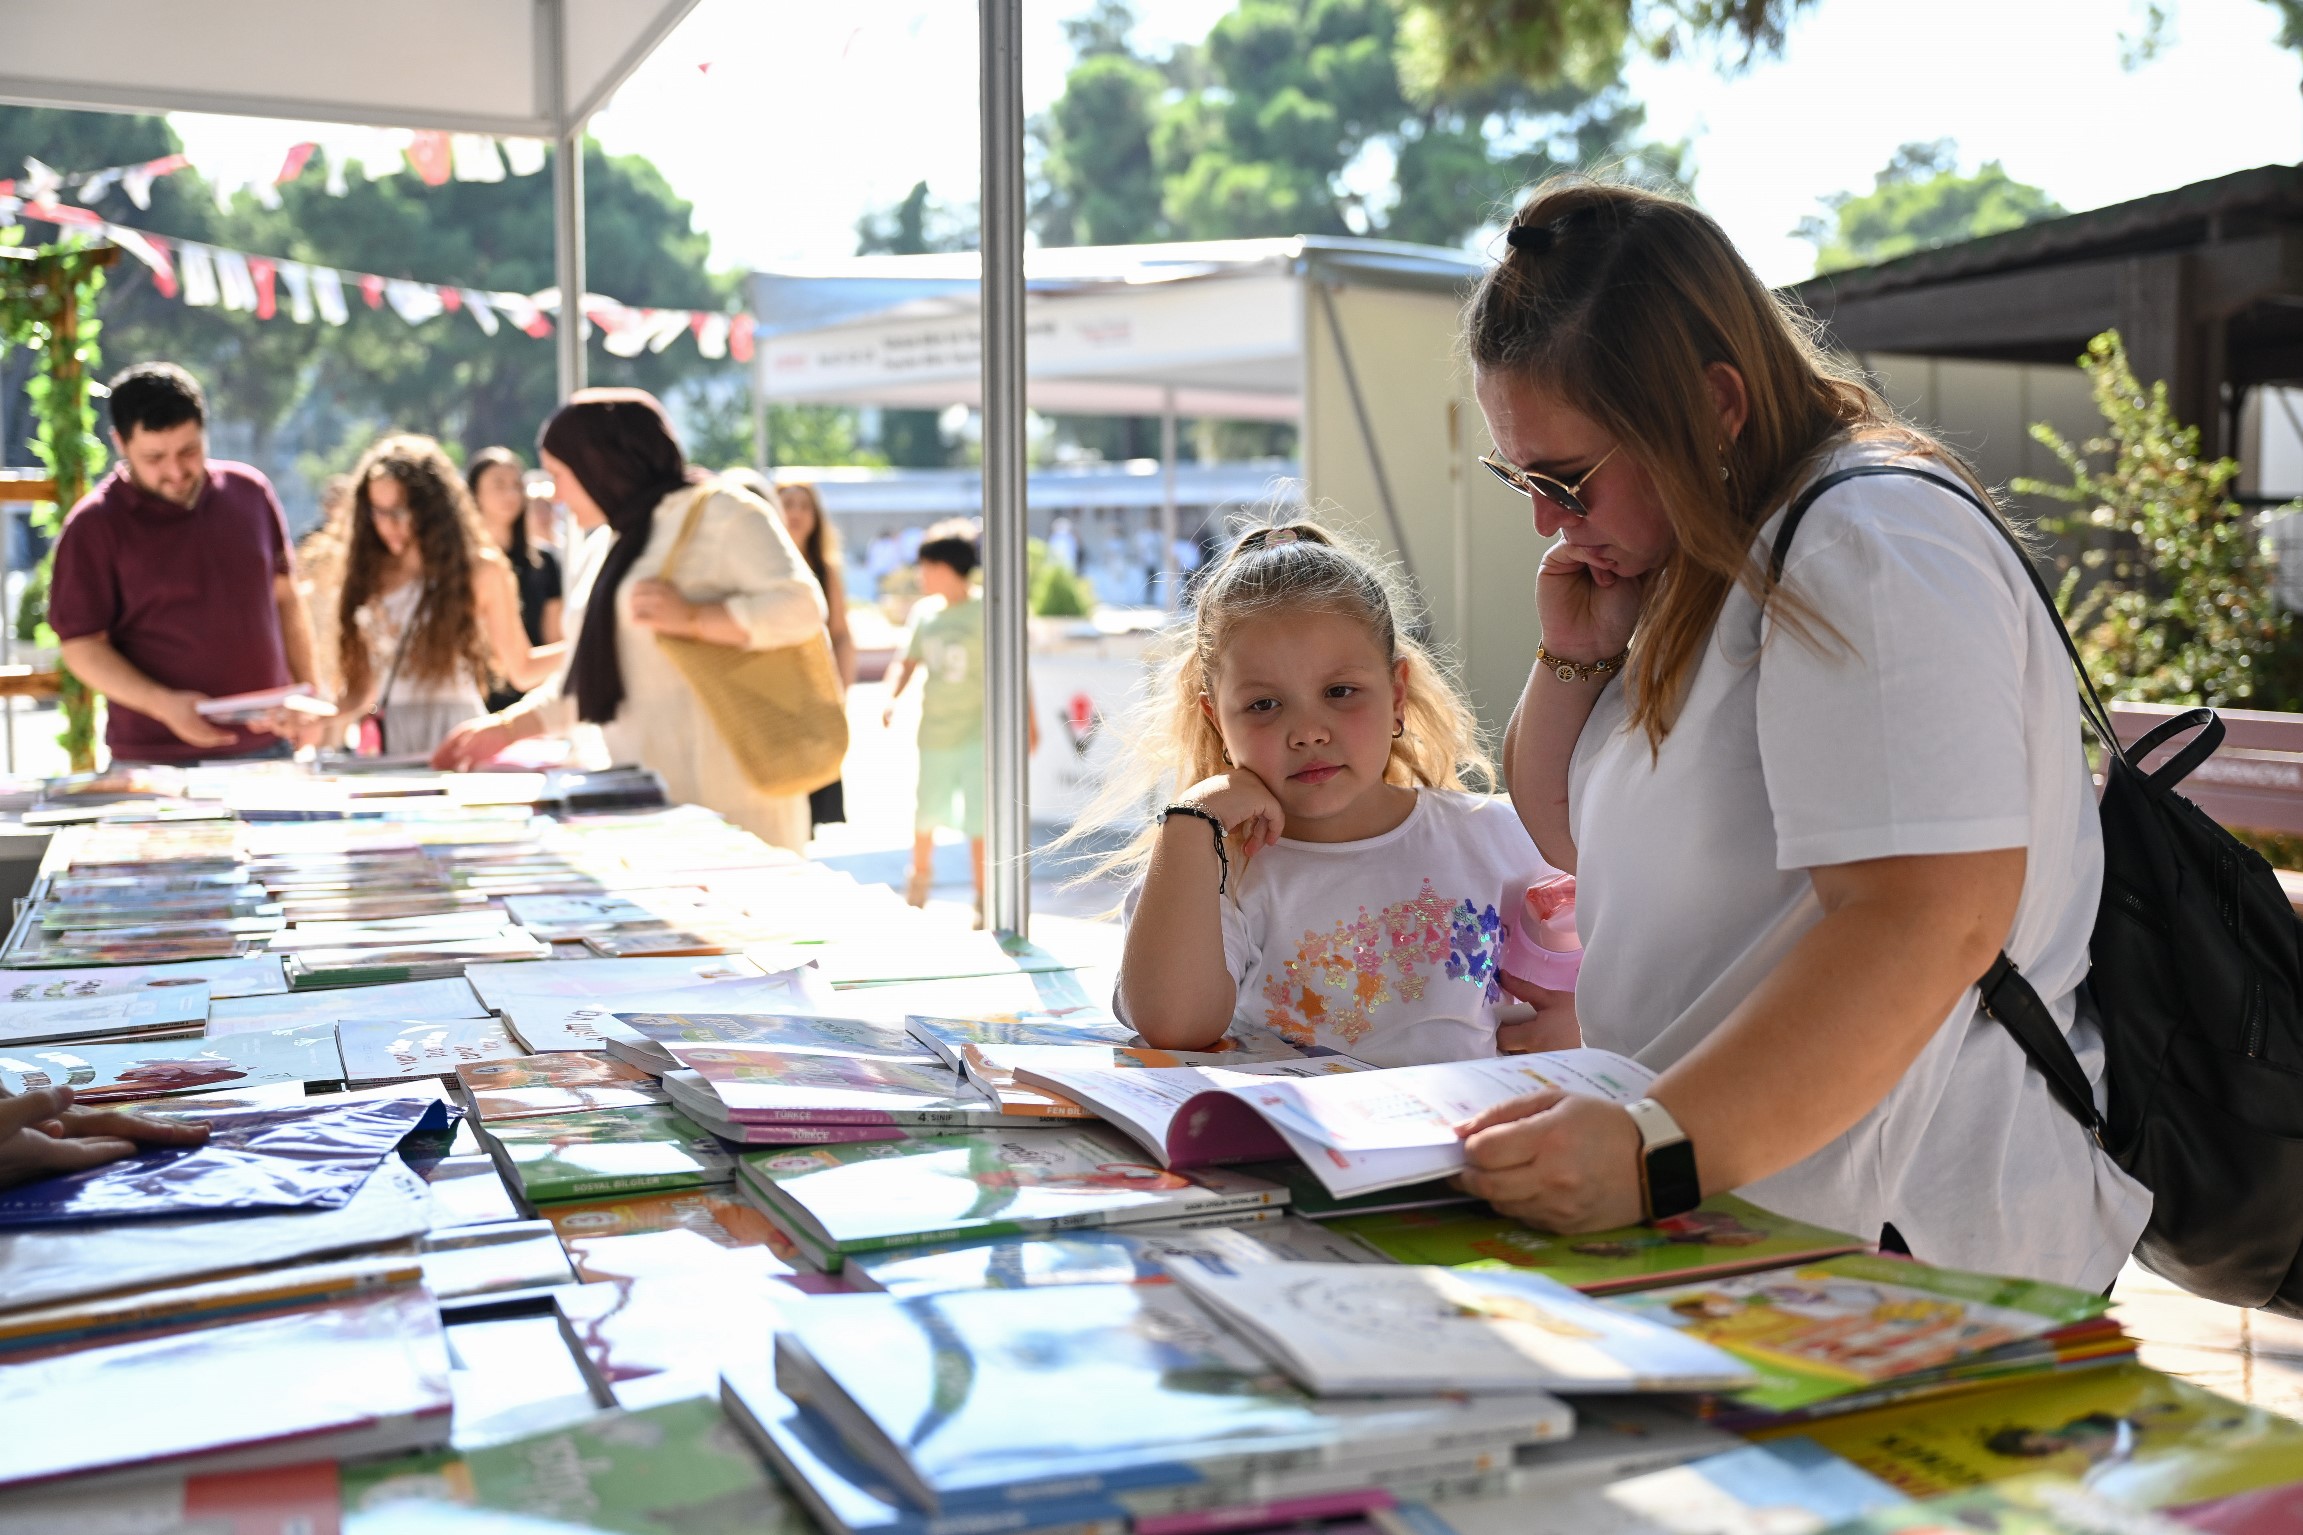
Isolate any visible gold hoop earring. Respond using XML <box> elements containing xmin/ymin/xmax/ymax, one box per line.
<box><xmin>1392</xmin><ymin>719</ymin><xmax>1405</xmax><ymax>739</ymax></box>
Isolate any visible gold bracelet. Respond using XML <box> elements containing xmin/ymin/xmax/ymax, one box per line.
<box><xmin>1535</xmin><ymin>644</ymin><xmax>1628</xmax><ymax>684</ymax></box>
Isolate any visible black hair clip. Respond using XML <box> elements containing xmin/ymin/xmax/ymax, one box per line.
<box><xmin>1505</xmin><ymin>223</ymin><xmax>1555</xmax><ymax>254</ymax></box>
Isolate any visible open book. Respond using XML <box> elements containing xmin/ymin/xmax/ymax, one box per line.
<box><xmin>1014</xmin><ymin>1046</ymin><xmax>1654</xmax><ymax>1198</ymax></box>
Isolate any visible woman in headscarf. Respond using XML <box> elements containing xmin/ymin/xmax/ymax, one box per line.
<box><xmin>431</xmin><ymin>389</ymin><xmax>828</xmax><ymax>849</ymax></box>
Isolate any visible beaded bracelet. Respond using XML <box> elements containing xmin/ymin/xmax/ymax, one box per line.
<box><xmin>1158</xmin><ymin>803</ymin><xmax>1230</xmax><ymax>895</ymax></box>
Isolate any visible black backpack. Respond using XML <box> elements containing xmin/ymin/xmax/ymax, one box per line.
<box><xmin>1772</xmin><ymin>464</ymin><xmax>2303</xmax><ymax>1316</ymax></box>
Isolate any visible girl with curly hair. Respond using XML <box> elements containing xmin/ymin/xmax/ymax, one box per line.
<box><xmin>337</xmin><ymin>434</ymin><xmax>554</xmax><ymax>758</ymax></box>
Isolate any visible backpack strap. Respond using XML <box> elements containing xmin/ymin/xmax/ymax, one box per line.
<box><xmin>1767</xmin><ymin>462</ymin><xmax>2112</xmax><ymax>1138</ymax></box>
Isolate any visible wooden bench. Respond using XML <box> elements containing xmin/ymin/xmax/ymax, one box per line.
<box><xmin>2111</xmin><ymin>701</ymin><xmax>2303</xmax><ymax>910</ymax></box>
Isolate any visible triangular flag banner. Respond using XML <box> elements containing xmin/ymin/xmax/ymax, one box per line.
<box><xmin>278</xmin><ymin>261</ymin><xmax>315</xmax><ymax>324</ymax></box>
<box><xmin>100</xmin><ymin>224</ymin><xmax>173</xmax><ymax>294</ymax></box>
<box><xmin>213</xmin><ymin>248</ymin><xmax>260</xmax><ymax>312</ymax></box>
<box><xmin>597</xmin><ymin>306</ymin><xmax>651</xmax><ymax>358</ymax></box>
<box><xmin>439</xmin><ymin>286</ymin><xmax>463</xmax><ymax>314</ymax></box>
<box><xmin>730</xmin><ymin>313</ymin><xmax>756</xmax><ymax>364</ymax></box>
<box><xmin>384</xmin><ymin>278</ymin><xmax>445</xmax><ymax>324</ymax></box>
<box><xmin>449</xmin><ymin>135</ymin><xmax>505</xmax><ymax>183</ymax></box>
<box><xmin>643</xmin><ymin>309</ymin><xmax>691</xmax><ymax>354</ymax></box>
<box><xmin>75</xmin><ymin>168</ymin><xmax>120</xmax><ymax>205</ymax></box>
<box><xmin>249</xmin><ymin>256</ymin><xmax>278</xmax><ymax>320</ymax></box>
<box><xmin>693</xmin><ymin>312</ymin><xmax>730</xmax><ymax>361</ymax></box>
<box><xmin>276</xmin><ymin>142</ymin><xmax>318</xmax><ymax>185</ymax></box>
<box><xmin>21</xmin><ymin>158</ymin><xmax>62</xmax><ymax>204</ymax></box>
<box><xmin>406</xmin><ymin>131</ymin><xmax>452</xmax><ymax>187</ymax></box>
<box><xmin>491</xmin><ymin>291</ymin><xmax>551</xmax><ymax>338</ymax></box>
<box><xmin>0</xmin><ymin>195</ymin><xmax>17</xmax><ymax>230</ymax></box>
<box><xmin>501</xmin><ymin>138</ymin><xmax>548</xmax><ymax>177</ymax></box>
<box><xmin>311</xmin><ymin>267</ymin><xmax>349</xmax><ymax>326</ymax></box>
<box><xmin>176</xmin><ymin>243</ymin><xmax>221</xmax><ymax>307</ymax></box>
<box><xmin>360</xmin><ymin>273</ymin><xmax>386</xmax><ymax>309</ymax></box>
<box><xmin>459</xmin><ymin>289</ymin><xmax>500</xmax><ymax>336</ymax></box>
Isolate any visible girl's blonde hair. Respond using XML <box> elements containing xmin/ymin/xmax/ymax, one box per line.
<box><xmin>1071</xmin><ymin>517</ymin><xmax>1491</xmax><ymax>886</ymax></box>
<box><xmin>1463</xmin><ymin>176</ymin><xmax>1995</xmax><ymax>745</ymax></box>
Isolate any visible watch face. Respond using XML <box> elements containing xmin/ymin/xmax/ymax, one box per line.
<box><xmin>1645</xmin><ymin>1139</ymin><xmax>1702</xmax><ymax>1222</ymax></box>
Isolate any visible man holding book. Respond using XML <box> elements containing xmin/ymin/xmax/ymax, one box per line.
<box><xmin>49</xmin><ymin>363</ymin><xmax>322</xmax><ymax>763</ymax></box>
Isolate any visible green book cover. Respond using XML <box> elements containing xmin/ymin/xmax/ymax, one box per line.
<box><xmin>1327</xmin><ymin>1194</ymin><xmax>1862</xmax><ymax>1292</ymax></box>
<box><xmin>1614</xmin><ymin>1253</ymin><xmax>2112</xmax><ymax>1412</ymax></box>
<box><xmin>737</xmin><ymin>1124</ymin><xmax>1285</xmax><ymax>1265</ymax></box>
<box><xmin>485</xmin><ymin>1104</ymin><xmax>736</xmax><ymax>1205</ymax></box>
<box><xmin>341</xmin><ymin>1396</ymin><xmax>810</xmax><ymax>1534</ymax></box>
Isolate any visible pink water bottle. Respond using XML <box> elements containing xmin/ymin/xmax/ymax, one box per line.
<box><xmin>1495</xmin><ymin>874</ymin><xmax>1581</xmax><ymax>992</ymax></box>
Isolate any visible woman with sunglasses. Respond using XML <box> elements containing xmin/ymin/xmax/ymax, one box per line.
<box><xmin>1453</xmin><ymin>179</ymin><xmax>2145</xmax><ymax>1292</ymax></box>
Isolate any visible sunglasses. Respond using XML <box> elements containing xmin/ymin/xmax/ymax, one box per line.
<box><xmin>1479</xmin><ymin>442</ymin><xmax>1622</xmax><ymax>517</ymax></box>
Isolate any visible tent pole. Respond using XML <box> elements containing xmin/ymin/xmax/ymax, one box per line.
<box><xmin>552</xmin><ymin>125</ymin><xmax>586</xmax><ymax>399</ymax></box>
<box><xmin>1160</xmin><ymin>386</ymin><xmax>1179</xmax><ymax>610</ymax></box>
<box><xmin>980</xmin><ymin>0</ymin><xmax>1029</xmax><ymax>936</ymax></box>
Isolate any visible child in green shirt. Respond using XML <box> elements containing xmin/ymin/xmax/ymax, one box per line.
<box><xmin>882</xmin><ymin>534</ymin><xmax>1035</xmax><ymax>916</ymax></box>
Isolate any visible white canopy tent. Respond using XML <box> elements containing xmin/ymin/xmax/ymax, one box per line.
<box><xmin>0</xmin><ymin>0</ymin><xmax>700</xmax><ymax>398</ymax></box>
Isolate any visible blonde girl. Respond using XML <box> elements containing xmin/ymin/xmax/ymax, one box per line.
<box><xmin>1105</xmin><ymin>520</ymin><xmax>1565</xmax><ymax>1068</ymax></box>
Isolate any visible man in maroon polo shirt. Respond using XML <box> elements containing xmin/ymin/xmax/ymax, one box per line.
<box><xmin>49</xmin><ymin>363</ymin><xmax>320</xmax><ymax>763</ymax></box>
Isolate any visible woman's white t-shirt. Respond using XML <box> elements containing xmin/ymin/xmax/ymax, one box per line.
<box><xmin>1128</xmin><ymin>790</ymin><xmax>1559</xmax><ymax>1068</ymax></box>
<box><xmin>1567</xmin><ymin>444</ymin><xmax>2151</xmax><ymax>1292</ymax></box>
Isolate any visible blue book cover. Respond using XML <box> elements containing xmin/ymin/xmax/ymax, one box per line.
<box><xmin>720</xmin><ymin>1363</ymin><xmax>1131</xmax><ymax>1535</ymax></box>
<box><xmin>773</xmin><ymin>1283</ymin><xmax>1572</xmax><ymax>1512</ymax></box>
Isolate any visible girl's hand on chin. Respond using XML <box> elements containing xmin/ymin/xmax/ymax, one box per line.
<box><xmin>1536</xmin><ymin>541</ymin><xmax>1646</xmax><ymax>664</ymax></box>
<box><xmin>1177</xmin><ymin>769</ymin><xmax>1286</xmax><ymax>859</ymax></box>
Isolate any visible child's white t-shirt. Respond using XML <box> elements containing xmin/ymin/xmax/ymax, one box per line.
<box><xmin>1128</xmin><ymin>790</ymin><xmax>1558</xmax><ymax>1067</ymax></box>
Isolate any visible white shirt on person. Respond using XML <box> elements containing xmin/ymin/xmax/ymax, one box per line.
<box><xmin>1566</xmin><ymin>439</ymin><xmax>2150</xmax><ymax>1291</ymax></box>
<box><xmin>1126</xmin><ymin>789</ymin><xmax>1561</xmax><ymax>1067</ymax></box>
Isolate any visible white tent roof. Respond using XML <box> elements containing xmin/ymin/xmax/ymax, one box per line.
<box><xmin>749</xmin><ymin>236</ymin><xmax>1485</xmax><ymax>422</ymax></box>
<box><xmin>0</xmin><ymin>0</ymin><xmax>696</xmax><ymax>137</ymax></box>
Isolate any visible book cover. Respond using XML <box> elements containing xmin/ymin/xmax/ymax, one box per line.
<box><xmin>1830</xmin><ymin>1476</ymin><xmax>2211</xmax><ymax>1534</ymax></box>
<box><xmin>0</xmin><ymin>955</ymin><xmax>285</xmax><ymax>1000</ymax></box>
<box><xmin>341</xmin><ymin>1396</ymin><xmax>810</xmax><ymax>1535</ymax></box>
<box><xmin>0</xmin><ymin>984</ymin><xmax>211</xmax><ymax>1048</ymax></box>
<box><xmin>1601</xmin><ymin>1436</ymin><xmax>1906</xmax><ymax>1535</ymax></box>
<box><xmin>338</xmin><ymin>1017</ymin><xmax>524</xmax><ymax>1084</ymax></box>
<box><xmin>1228</xmin><ymin>1160</ymin><xmax>1476</xmax><ymax>1221</ymax></box>
<box><xmin>0</xmin><ymin>1285</ymin><xmax>452</xmax><ymax>1492</ymax></box>
<box><xmin>0</xmin><ymin>1094</ymin><xmax>447</xmax><ymax>1227</ymax></box>
<box><xmin>485</xmin><ymin>1104</ymin><xmax>737</xmax><ymax>1205</ymax></box>
<box><xmin>1169</xmin><ymin>1262</ymin><xmax>1755</xmax><ymax>1396</ymax></box>
<box><xmin>959</xmin><ymin>1042</ymin><xmax>1308</xmax><ymax>1121</ymax></box>
<box><xmin>0</xmin><ymin>1462</ymin><xmax>340</xmax><ymax>1535</ymax></box>
<box><xmin>819</xmin><ymin>969</ymin><xmax>1112</xmax><ymax>1028</ymax></box>
<box><xmin>545</xmin><ymin>1186</ymin><xmax>800</xmax><ymax>1255</ymax></box>
<box><xmin>1327</xmin><ymin>1195</ymin><xmax>1865</xmax><ymax>1293</ymax></box>
<box><xmin>618</xmin><ymin>1010</ymin><xmax>939</xmax><ymax>1064</ymax></box>
<box><xmin>849</xmin><ymin>1216</ymin><xmax>1374</xmax><ymax>1299</ymax></box>
<box><xmin>1612</xmin><ymin>1255</ymin><xmax>2113</xmax><ymax>1412</ymax></box>
<box><xmin>905</xmin><ymin>1012</ymin><xmax>1141</xmax><ymax>1070</ymax></box>
<box><xmin>555</xmin><ymin>1267</ymin><xmax>795</xmax><ymax>1410</ymax></box>
<box><xmin>1768</xmin><ymin>1363</ymin><xmax>2303</xmax><ymax>1508</ymax></box>
<box><xmin>663</xmin><ymin>1046</ymin><xmax>984</xmax><ymax>1124</ymax></box>
<box><xmin>465</xmin><ymin>953</ymin><xmax>764</xmax><ymax>1006</ymax></box>
<box><xmin>660</xmin><ymin>1073</ymin><xmax>914</xmax><ymax>1144</ymax></box>
<box><xmin>586</xmin><ymin>929</ymin><xmax>735</xmax><ymax>958</ymax></box>
<box><xmin>207</xmin><ymin>977</ymin><xmax>488</xmax><ymax>1036</ymax></box>
<box><xmin>736</xmin><ymin>1126</ymin><xmax>1287</xmax><ymax>1264</ymax></box>
<box><xmin>0</xmin><ymin>1021</ymin><xmax>344</xmax><ymax>1101</ymax></box>
<box><xmin>457</xmin><ymin>1051</ymin><xmax>667</xmax><ymax>1120</ymax></box>
<box><xmin>0</xmin><ymin>1159</ymin><xmax>433</xmax><ymax>1312</ymax></box>
<box><xmin>500</xmin><ymin>972</ymin><xmax>835</xmax><ymax>1055</ymax></box>
<box><xmin>414</xmin><ymin>1220</ymin><xmax>577</xmax><ymax>1300</ymax></box>
<box><xmin>772</xmin><ymin>1283</ymin><xmax>1573</xmax><ymax>1511</ymax></box>
<box><xmin>564</xmin><ymin>1226</ymin><xmax>802</xmax><ymax>1284</ymax></box>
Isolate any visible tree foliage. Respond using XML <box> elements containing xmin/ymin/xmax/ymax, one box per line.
<box><xmin>1391</xmin><ymin>0</ymin><xmax>1809</xmax><ymax>96</ymax></box>
<box><xmin>2013</xmin><ymin>330</ymin><xmax>2303</xmax><ymax>711</ymax></box>
<box><xmin>1031</xmin><ymin>0</ymin><xmax>1685</xmax><ymax>252</ymax></box>
<box><xmin>1795</xmin><ymin>140</ymin><xmax>2064</xmax><ymax>274</ymax></box>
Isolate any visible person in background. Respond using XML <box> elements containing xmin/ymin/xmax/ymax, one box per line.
<box><xmin>881</xmin><ymin>531</ymin><xmax>1036</xmax><ymax>916</ymax></box>
<box><xmin>466</xmin><ymin>446</ymin><xmax>566</xmax><ymax>712</ymax></box>
<box><xmin>762</xmin><ymin>476</ymin><xmax>855</xmax><ymax>832</ymax></box>
<box><xmin>49</xmin><ymin>362</ymin><xmax>321</xmax><ymax>762</ymax></box>
<box><xmin>0</xmin><ymin>1086</ymin><xmax>207</xmax><ymax>1192</ymax></box>
<box><xmin>338</xmin><ymin>435</ymin><xmax>555</xmax><ymax>760</ymax></box>
<box><xmin>431</xmin><ymin>390</ymin><xmax>829</xmax><ymax>850</ymax></box>
<box><xmin>295</xmin><ymin>473</ymin><xmax>356</xmax><ymax>698</ymax></box>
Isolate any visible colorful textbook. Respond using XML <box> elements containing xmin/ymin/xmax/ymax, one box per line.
<box><xmin>1017</xmin><ymin>1046</ymin><xmax>1653</xmax><ymax>1198</ymax></box>
<box><xmin>457</xmin><ymin>1051</ymin><xmax>667</xmax><ymax>1120</ymax></box>
<box><xmin>1611</xmin><ymin>1254</ymin><xmax>2122</xmax><ymax>1414</ymax></box>
<box><xmin>482</xmin><ymin>1103</ymin><xmax>737</xmax><ymax>1206</ymax></box>
<box><xmin>770</xmin><ymin>1282</ymin><xmax>1575</xmax><ymax>1515</ymax></box>
<box><xmin>1328</xmin><ymin>1194</ymin><xmax>1865</xmax><ymax>1293</ymax></box>
<box><xmin>735</xmin><ymin>1125</ymin><xmax>1289</xmax><ymax>1270</ymax></box>
<box><xmin>1166</xmin><ymin>1261</ymin><xmax>1756</xmax><ymax>1396</ymax></box>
